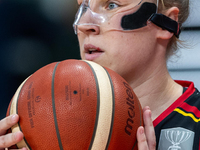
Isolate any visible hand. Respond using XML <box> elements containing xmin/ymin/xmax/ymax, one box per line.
<box><xmin>137</xmin><ymin>106</ymin><xmax>156</xmax><ymax>150</ymax></box>
<box><xmin>0</xmin><ymin>114</ymin><xmax>27</xmax><ymax>150</ymax></box>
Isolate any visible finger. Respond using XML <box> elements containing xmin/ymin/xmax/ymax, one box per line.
<box><xmin>143</xmin><ymin>106</ymin><xmax>150</xmax><ymax>112</ymax></box>
<box><xmin>0</xmin><ymin>131</ymin><xmax>23</xmax><ymax>149</ymax></box>
<box><xmin>143</xmin><ymin>108</ymin><xmax>156</xmax><ymax>150</ymax></box>
<box><xmin>0</xmin><ymin>115</ymin><xmax>19</xmax><ymax>135</ymax></box>
<box><xmin>137</xmin><ymin>126</ymin><xmax>149</xmax><ymax>150</ymax></box>
<box><xmin>8</xmin><ymin>148</ymin><xmax>28</xmax><ymax>150</ymax></box>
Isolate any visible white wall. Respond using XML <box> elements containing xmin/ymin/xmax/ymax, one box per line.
<box><xmin>167</xmin><ymin>0</ymin><xmax>200</xmax><ymax>89</ymax></box>
<box><xmin>182</xmin><ymin>0</ymin><xmax>200</xmax><ymax>27</ymax></box>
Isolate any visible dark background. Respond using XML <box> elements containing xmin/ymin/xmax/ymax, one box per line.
<box><xmin>0</xmin><ymin>0</ymin><xmax>80</xmax><ymax>119</ymax></box>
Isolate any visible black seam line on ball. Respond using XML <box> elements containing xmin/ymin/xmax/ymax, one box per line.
<box><xmin>52</xmin><ymin>62</ymin><xmax>64</xmax><ymax>150</ymax></box>
<box><xmin>103</xmin><ymin>68</ymin><xmax>115</xmax><ymax>150</ymax></box>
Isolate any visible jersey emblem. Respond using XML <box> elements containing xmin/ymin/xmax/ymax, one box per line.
<box><xmin>158</xmin><ymin>127</ymin><xmax>194</xmax><ymax>150</ymax></box>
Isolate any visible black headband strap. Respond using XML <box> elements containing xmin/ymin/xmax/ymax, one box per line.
<box><xmin>150</xmin><ymin>13</ymin><xmax>181</xmax><ymax>38</ymax></box>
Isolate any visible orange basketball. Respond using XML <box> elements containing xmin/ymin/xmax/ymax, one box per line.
<box><xmin>7</xmin><ymin>59</ymin><xmax>143</xmax><ymax>150</ymax></box>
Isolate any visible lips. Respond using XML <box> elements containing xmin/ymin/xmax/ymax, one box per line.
<box><xmin>84</xmin><ymin>44</ymin><xmax>103</xmax><ymax>53</ymax></box>
<box><xmin>84</xmin><ymin>44</ymin><xmax>104</xmax><ymax>61</ymax></box>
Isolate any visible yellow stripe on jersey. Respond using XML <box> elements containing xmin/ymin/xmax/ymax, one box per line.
<box><xmin>174</xmin><ymin>108</ymin><xmax>200</xmax><ymax>123</ymax></box>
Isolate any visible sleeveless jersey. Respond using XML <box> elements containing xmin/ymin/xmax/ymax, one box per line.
<box><xmin>154</xmin><ymin>80</ymin><xmax>200</xmax><ymax>150</ymax></box>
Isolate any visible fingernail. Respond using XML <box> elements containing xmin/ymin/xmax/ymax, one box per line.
<box><xmin>14</xmin><ymin>131</ymin><xmax>18</xmax><ymax>140</ymax></box>
<box><xmin>149</xmin><ymin>110</ymin><xmax>152</xmax><ymax>118</ymax></box>
<box><xmin>146</xmin><ymin>106</ymin><xmax>150</xmax><ymax>110</ymax></box>
<box><xmin>11</xmin><ymin>114</ymin><xmax>18</xmax><ymax>122</ymax></box>
<box><xmin>140</xmin><ymin>127</ymin><xmax>144</xmax><ymax>134</ymax></box>
<box><xmin>14</xmin><ymin>131</ymin><xmax>23</xmax><ymax>140</ymax></box>
<box><xmin>143</xmin><ymin>106</ymin><xmax>150</xmax><ymax>112</ymax></box>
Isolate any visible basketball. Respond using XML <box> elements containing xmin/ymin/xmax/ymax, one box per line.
<box><xmin>7</xmin><ymin>59</ymin><xmax>143</xmax><ymax>150</ymax></box>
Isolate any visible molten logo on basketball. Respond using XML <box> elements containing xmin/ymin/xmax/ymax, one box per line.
<box><xmin>123</xmin><ymin>82</ymin><xmax>135</xmax><ymax>136</ymax></box>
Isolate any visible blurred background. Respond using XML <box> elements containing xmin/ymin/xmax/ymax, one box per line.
<box><xmin>167</xmin><ymin>0</ymin><xmax>200</xmax><ymax>90</ymax></box>
<box><xmin>0</xmin><ymin>0</ymin><xmax>200</xmax><ymax>120</ymax></box>
<box><xmin>0</xmin><ymin>0</ymin><xmax>80</xmax><ymax>119</ymax></box>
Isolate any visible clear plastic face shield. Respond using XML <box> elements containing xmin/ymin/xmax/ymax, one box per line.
<box><xmin>73</xmin><ymin>0</ymin><xmax>158</xmax><ymax>34</ymax></box>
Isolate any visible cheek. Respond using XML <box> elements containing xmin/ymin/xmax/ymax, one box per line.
<box><xmin>109</xmin><ymin>33</ymin><xmax>151</xmax><ymax>65</ymax></box>
<box><xmin>77</xmin><ymin>33</ymin><xmax>84</xmax><ymax>45</ymax></box>
<box><xmin>107</xmin><ymin>36</ymin><xmax>138</xmax><ymax>70</ymax></box>
<box><xmin>109</xmin><ymin>33</ymin><xmax>135</xmax><ymax>49</ymax></box>
<box><xmin>110</xmin><ymin>34</ymin><xmax>138</xmax><ymax>56</ymax></box>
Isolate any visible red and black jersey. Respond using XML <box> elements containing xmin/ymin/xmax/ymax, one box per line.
<box><xmin>154</xmin><ymin>80</ymin><xmax>200</xmax><ymax>150</ymax></box>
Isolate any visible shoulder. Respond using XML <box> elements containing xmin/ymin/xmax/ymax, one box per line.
<box><xmin>175</xmin><ymin>88</ymin><xmax>200</xmax><ymax>124</ymax></box>
<box><xmin>185</xmin><ymin>88</ymin><xmax>200</xmax><ymax>108</ymax></box>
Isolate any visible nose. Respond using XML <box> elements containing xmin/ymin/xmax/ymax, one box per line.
<box><xmin>76</xmin><ymin>24</ymin><xmax>100</xmax><ymax>35</ymax></box>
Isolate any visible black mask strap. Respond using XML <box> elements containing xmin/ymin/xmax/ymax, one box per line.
<box><xmin>149</xmin><ymin>13</ymin><xmax>181</xmax><ymax>38</ymax></box>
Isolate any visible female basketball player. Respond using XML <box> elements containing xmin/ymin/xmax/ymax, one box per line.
<box><xmin>1</xmin><ymin>0</ymin><xmax>199</xmax><ymax>149</ymax></box>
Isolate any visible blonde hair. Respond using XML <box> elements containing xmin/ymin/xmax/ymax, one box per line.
<box><xmin>158</xmin><ymin>0</ymin><xmax>190</xmax><ymax>58</ymax></box>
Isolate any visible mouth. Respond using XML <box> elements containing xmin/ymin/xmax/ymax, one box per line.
<box><xmin>84</xmin><ymin>44</ymin><xmax>104</xmax><ymax>60</ymax></box>
<box><xmin>84</xmin><ymin>44</ymin><xmax>103</xmax><ymax>54</ymax></box>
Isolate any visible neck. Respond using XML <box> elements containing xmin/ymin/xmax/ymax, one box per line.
<box><xmin>133</xmin><ymin>73</ymin><xmax>182</xmax><ymax>120</ymax></box>
<box><xmin>127</xmin><ymin>51</ymin><xmax>183</xmax><ymax>121</ymax></box>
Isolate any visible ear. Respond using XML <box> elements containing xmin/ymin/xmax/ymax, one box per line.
<box><xmin>157</xmin><ymin>7</ymin><xmax>180</xmax><ymax>40</ymax></box>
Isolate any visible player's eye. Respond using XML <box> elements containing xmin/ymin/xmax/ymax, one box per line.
<box><xmin>107</xmin><ymin>2</ymin><xmax>119</xmax><ymax>10</ymax></box>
